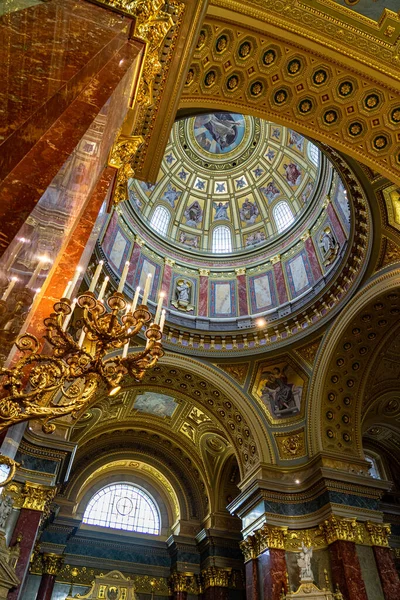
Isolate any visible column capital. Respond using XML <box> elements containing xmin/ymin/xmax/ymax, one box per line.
<box><xmin>199</xmin><ymin>268</ymin><xmax>210</xmax><ymax>277</ymax></box>
<box><xmin>319</xmin><ymin>514</ymin><xmax>358</xmax><ymax>544</ymax></box>
<box><xmin>201</xmin><ymin>566</ymin><xmax>231</xmax><ymax>589</ymax></box>
<box><xmin>323</xmin><ymin>195</ymin><xmax>331</xmax><ymax>208</ymax></box>
<box><xmin>240</xmin><ymin>536</ymin><xmax>257</xmax><ymax>562</ymax></box>
<box><xmin>255</xmin><ymin>523</ymin><xmax>288</xmax><ymax>552</ymax></box>
<box><xmin>135</xmin><ymin>235</ymin><xmax>146</xmax><ymax>247</ymax></box>
<box><xmin>270</xmin><ymin>254</ymin><xmax>281</xmax><ymax>265</ymax></box>
<box><xmin>235</xmin><ymin>267</ymin><xmax>246</xmax><ymax>276</ymax></box>
<box><xmin>365</xmin><ymin>521</ymin><xmax>391</xmax><ymax>547</ymax></box>
<box><xmin>164</xmin><ymin>257</ymin><xmax>175</xmax><ymax>267</ymax></box>
<box><xmin>42</xmin><ymin>553</ymin><xmax>64</xmax><ymax>576</ymax></box>
<box><xmin>169</xmin><ymin>572</ymin><xmax>194</xmax><ymax>593</ymax></box>
<box><xmin>22</xmin><ymin>482</ymin><xmax>56</xmax><ymax>512</ymax></box>
<box><xmin>301</xmin><ymin>230</ymin><xmax>311</xmax><ymax>242</ymax></box>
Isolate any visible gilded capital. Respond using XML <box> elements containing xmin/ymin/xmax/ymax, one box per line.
<box><xmin>301</xmin><ymin>230</ymin><xmax>311</xmax><ymax>242</ymax></box>
<box><xmin>108</xmin><ymin>136</ymin><xmax>144</xmax><ymax>205</ymax></box>
<box><xmin>199</xmin><ymin>269</ymin><xmax>210</xmax><ymax>277</ymax></box>
<box><xmin>22</xmin><ymin>483</ymin><xmax>56</xmax><ymax>512</ymax></box>
<box><xmin>169</xmin><ymin>572</ymin><xmax>190</xmax><ymax>593</ymax></box>
<box><xmin>235</xmin><ymin>267</ymin><xmax>246</xmax><ymax>276</ymax></box>
<box><xmin>323</xmin><ymin>195</ymin><xmax>331</xmax><ymax>208</ymax></box>
<box><xmin>270</xmin><ymin>254</ymin><xmax>281</xmax><ymax>265</ymax></box>
<box><xmin>135</xmin><ymin>235</ymin><xmax>146</xmax><ymax>247</ymax></box>
<box><xmin>255</xmin><ymin>523</ymin><xmax>288</xmax><ymax>552</ymax></box>
<box><xmin>164</xmin><ymin>258</ymin><xmax>176</xmax><ymax>267</ymax></box>
<box><xmin>365</xmin><ymin>522</ymin><xmax>391</xmax><ymax>547</ymax></box>
<box><xmin>240</xmin><ymin>535</ymin><xmax>257</xmax><ymax>562</ymax></box>
<box><xmin>319</xmin><ymin>514</ymin><xmax>357</xmax><ymax>545</ymax></box>
<box><xmin>42</xmin><ymin>553</ymin><xmax>64</xmax><ymax>576</ymax></box>
<box><xmin>201</xmin><ymin>567</ymin><xmax>231</xmax><ymax>589</ymax></box>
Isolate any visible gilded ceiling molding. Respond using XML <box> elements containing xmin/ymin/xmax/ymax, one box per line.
<box><xmin>213</xmin><ymin>363</ymin><xmax>250</xmax><ymax>386</ymax></box>
<box><xmin>307</xmin><ymin>267</ymin><xmax>400</xmax><ymax>457</ymax></box>
<box><xmin>180</xmin><ymin>17</ymin><xmax>400</xmax><ymax>185</ymax></box>
<box><xmin>274</xmin><ymin>428</ymin><xmax>307</xmax><ymax>460</ymax></box>
<box><xmin>378</xmin><ymin>237</ymin><xmax>400</xmax><ymax>270</ymax></box>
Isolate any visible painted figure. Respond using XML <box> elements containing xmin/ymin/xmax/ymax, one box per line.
<box><xmin>283</xmin><ymin>162</ymin><xmax>302</xmax><ymax>186</ymax></box>
<box><xmin>260</xmin><ymin>364</ymin><xmax>301</xmax><ymax>418</ymax></box>
<box><xmin>240</xmin><ymin>198</ymin><xmax>259</xmax><ymax>224</ymax></box>
<box><xmin>260</xmin><ymin>181</ymin><xmax>280</xmax><ymax>203</ymax></box>
<box><xmin>213</xmin><ymin>201</ymin><xmax>229</xmax><ymax>221</ymax></box>
<box><xmin>184</xmin><ymin>201</ymin><xmax>203</xmax><ymax>227</ymax></box>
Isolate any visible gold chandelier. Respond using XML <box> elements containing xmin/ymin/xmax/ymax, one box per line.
<box><xmin>0</xmin><ymin>262</ymin><xmax>166</xmax><ymax>434</ymax></box>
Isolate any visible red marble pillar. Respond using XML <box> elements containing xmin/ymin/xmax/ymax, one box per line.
<box><xmin>36</xmin><ymin>553</ymin><xmax>64</xmax><ymax>600</ymax></box>
<box><xmin>328</xmin><ymin>540</ymin><xmax>368</xmax><ymax>600</ymax></box>
<box><xmin>259</xmin><ymin>549</ymin><xmax>287</xmax><ymax>600</ymax></box>
<box><xmin>173</xmin><ymin>592</ymin><xmax>188</xmax><ymax>600</ymax></box>
<box><xmin>373</xmin><ymin>546</ymin><xmax>400</xmax><ymax>600</ymax></box>
<box><xmin>8</xmin><ymin>509</ymin><xmax>42</xmax><ymax>600</ymax></box>
<box><xmin>203</xmin><ymin>588</ymin><xmax>229</xmax><ymax>600</ymax></box>
<box><xmin>327</xmin><ymin>202</ymin><xmax>346</xmax><ymax>246</ymax></box>
<box><xmin>127</xmin><ymin>239</ymin><xmax>144</xmax><ymax>287</ymax></box>
<box><xmin>162</xmin><ymin>259</ymin><xmax>175</xmax><ymax>302</ymax></box>
<box><xmin>271</xmin><ymin>258</ymin><xmax>288</xmax><ymax>304</ymax></box>
<box><xmin>303</xmin><ymin>235</ymin><xmax>322</xmax><ymax>281</ymax></box>
<box><xmin>198</xmin><ymin>270</ymin><xmax>209</xmax><ymax>317</ymax></box>
<box><xmin>236</xmin><ymin>269</ymin><xmax>249</xmax><ymax>316</ymax></box>
<box><xmin>245</xmin><ymin>559</ymin><xmax>259</xmax><ymax>600</ymax></box>
<box><xmin>0</xmin><ymin>0</ymin><xmax>144</xmax><ymax>257</ymax></box>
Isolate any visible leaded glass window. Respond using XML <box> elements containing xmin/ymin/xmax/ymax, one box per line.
<box><xmin>212</xmin><ymin>226</ymin><xmax>232</xmax><ymax>253</ymax></box>
<box><xmin>150</xmin><ymin>205</ymin><xmax>170</xmax><ymax>237</ymax></box>
<box><xmin>273</xmin><ymin>201</ymin><xmax>295</xmax><ymax>232</ymax></box>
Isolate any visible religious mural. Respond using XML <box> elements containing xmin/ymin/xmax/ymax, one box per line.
<box><xmin>193</xmin><ymin>112</ymin><xmax>245</xmax><ymax>154</ymax></box>
<box><xmin>133</xmin><ymin>392</ymin><xmax>177</xmax><ymax>418</ymax></box>
<box><xmin>252</xmin><ymin>358</ymin><xmax>307</xmax><ymax>421</ymax></box>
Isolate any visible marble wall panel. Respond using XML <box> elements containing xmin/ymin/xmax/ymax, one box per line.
<box><xmin>249</xmin><ymin>271</ymin><xmax>277</xmax><ymax>313</ymax></box>
<box><xmin>210</xmin><ymin>281</ymin><xmax>237</xmax><ymax>318</ymax></box>
<box><xmin>133</xmin><ymin>255</ymin><xmax>161</xmax><ymax>302</ymax></box>
<box><xmin>285</xmin><ymin>251</ymin><xmax>313</xmax><ymax>298</ymax></box>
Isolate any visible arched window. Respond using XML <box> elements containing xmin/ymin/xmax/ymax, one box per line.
<box><xmin>273</xmin><ymin>201</ymin><xmax>295</xmax><ymax>233</ymax></box>
<box><xmin>212</xmin><ymin>226</ymin><xmax>232</xmax><ymax>253</ymax></box>
<box><xmin>150</xmin><ymin>206</ymin><xmax>170</xmax><ymax>237</ymax></box>
<box><xmin>83</xmin><ymin>483</ymin><xmax>160</xmax><ymax>534</ymax></box>
<box><xmin>365</xmin><ymin>454</ymin><xmax>381</xmax><ymax>480</ymax></box>
<box><xmin>307</xmin><ymin>143</ymin><xmax>320</xmax><ymax>167</ymax></box>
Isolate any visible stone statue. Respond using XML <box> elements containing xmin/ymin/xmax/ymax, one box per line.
<box><xmin>0</xmin><ymin>495</ymin><xmax>13</xmax><ymax>530</ymax></box>
<box><xmin>297</xmin><ymin>543</ymin><xmax>314</xmax><ymax>582</ymax></box>
<box><xmin>319</xmin><ymin>227</ymin><xmax>339</xmax><ymax>266</ymax></box>
<box><xmin>172</xmin><ymin>279</ymin><xmax>195</xmax><ymax>312</ymax></box>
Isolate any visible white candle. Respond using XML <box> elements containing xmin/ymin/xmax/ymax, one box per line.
<box><xmin>78</xmin><ymin>328</ymin><xmax>86</xmax><ymax>348</ymax></box>
<box><xmin>66</xmin><ymin>267</ymin><xmax>82</xmax><ymax>300</ymax></box>
<box><xmin>142</xmin><ymin>273</ymin><xmax>152</xmax><ymax>305</ymax></box>
<box><xmin>159</xmin><ymin>309</ymin><xmax>166</xmax><ymax>332</ymax></box>
<box><xmin>131</xmin><ymin>286</ymin><xmax>140</xmax><ymax>312</ymax></box>
<box><xmin>117</xmin><ymin>261</ymin><xmax>130</xmax><ymax>294</ymax></box>
<box><xmin>62</xmin><ymin>298</ymin><xmax>77</xmax><ymax>331</ymax></box>
<box><xmin>125</xmin><ymin>303</ymin><xmax>131</xmax><ymax>315</ymax></box>
<box><xmin>62</xmin><ymin>280</ymin><xmax>72</xmax><ymax>299</ymax></box>
<box><xmin>2</xmin><ymin>277</ymin><xmax>17</xmax><ymax>301</ymax></box>
<box><xmin>5</xmin><ymin>238</ymin><xmax>25</xmax><ymax>271</ymax></box>
<box><xmin>88</xmin><ymin>261</ymin><xmax>104</xmax><ymax>293</ymax></box>
<box><xmin>154</xmin><ymin>293</ymin><xmax>165</xmax><ymax>324</ymax></box>
<box><xmin>122</xmin><ymin>328</ymin><xmax>132</xmax><ymax>358</ymax></box>
<box><xmin>33</xmin><ymin>287</ymin><xmax>41</xmax><ymax>302</ymax></box>
<box><xmin>27</xmin><ymin>258</ymin><xmax>45</xmax><ymax>288</ymax></box>
<box><xmin>98</xmin><ymin>276</ymin><xmax>109</xmax><ymax>302</ymax></box>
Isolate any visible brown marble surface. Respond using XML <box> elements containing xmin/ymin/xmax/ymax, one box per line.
<box><xmin>259</xmin><ymin>548</ymin><xmax>287</xmax><ymax>600</ymax></box>
<box><xmin>0</xmin><ymin>0</ymin><xmax>132</xmax><ymax>181</ymax></box>
<box><xmin>8</xmin><ymin>507</ymin><xmax>42</xmax><ymax>600</ymax></box>
<box><xmin>329</xmin><ymin>540</ymin><xmax>368</xmax><ymax>600</ymax></box>
<box><xmin>245</xmin><ymin>559</ymin><xmax>259</xmax><ymax>600</ymax></box>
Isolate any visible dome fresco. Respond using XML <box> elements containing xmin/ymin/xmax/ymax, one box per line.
<box><xmin>128</xmin><ymin>113</ymin><xmax>322</xmax><ymax>254</ymax></box>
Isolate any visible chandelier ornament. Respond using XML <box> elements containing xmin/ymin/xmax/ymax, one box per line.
<box><xmin>0</xmin><ymin>262</ymin><xmax>166</xmax><ymax>434</ymax></box>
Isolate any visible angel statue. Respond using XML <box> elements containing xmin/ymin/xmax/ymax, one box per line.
<box><xmin>297</xmin><ymin>543</ymin><xmax>313</xmax><ymax>582</ymax></box>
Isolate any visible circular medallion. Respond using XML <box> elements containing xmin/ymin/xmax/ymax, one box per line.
<box><xmin>116</xmin><ymin>497</ymin><xmax>133</xmax><ymax>516</ymax></box>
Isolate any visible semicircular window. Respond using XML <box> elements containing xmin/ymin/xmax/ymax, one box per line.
<box><xmin>83</xmin><ymin>483</ymin><xmax>160</xmax><ymax>534</ymax></box>
<box><xmin>212</xmin><ymin>225</ymin><xmax>232</xmax><ymax>253</ymax></box>
<box><xmin>273</xmin><ymin>201</ymin><xmax>295</xmax><ymax>233</ymax></box>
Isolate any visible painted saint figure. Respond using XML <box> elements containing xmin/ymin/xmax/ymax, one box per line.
<box><xmin>184</xmin><ymin>201</ymin><xmax>203</xmax><ymax>227</ymax></box>
<box><xmin>259</xmin><ymin>364</ymin><xmax>301</xmax><ymax>418</ymax></box>
<box><xmin>283</xmin><ymin>162</ymin><xmax>302</xmax><ymax>186</ymax></box>
<box><xmin>213</xmin><ymin>201</ymin><xmax>229</xmax><ymax>221</ymax></box>
<box><xmin>240</xmin><ymin>198</ymin><xmax>259</xmax><ymax>225</ymax></box>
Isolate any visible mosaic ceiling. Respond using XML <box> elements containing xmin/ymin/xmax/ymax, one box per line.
<box><xmin>127</xmin><ymin>114</ymin><xmax>321</xmax><ymax>254</ymax></box>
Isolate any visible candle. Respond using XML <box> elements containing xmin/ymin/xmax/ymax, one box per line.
<box><xmin>33</xmin><ymin>287</ymin><xmax>41</xmax><ymax>302</ymax></box>
<box><xmin>88</xmin><ymin>261</ymin><xmax>104</xmax><ymax>293</ymax></box>
<box><xmin>2</xmin><ymin>277</ymin><xmax>17</xmax><ymax>301</ymax></box>
<box><xmin>122</xmin><ymin>328</ymin><xmax>132</xmax><ymax>358</ymax></box>
<box><xmin>131</xmin><ymin>286</ymin><xmax>140</xmax><ymax>312</ymax></box>
<box><xmin>5</xmin><ymin>238</ymin><xmax>26</xmax><ymax>271</ymax></box>
<box><xmin>78</xmin><ymin>328</ymin><xmax>86</xmax><ymax>348</ymax></box>
<box><xmin>62</xmin><ymin>298</ymin><xmax>77</xmax><ymax>331</ymax></box>
<box><xmin>66</xmin><ymin>267</ymin><xmax>82</xmax><ymax>300</ymax></box>
<box><xmin>27</xmin><ymin>257</ymin><xmax>47</xmax><ymax>288</ymax></box>
<box><xmin>125</xmin><ymin>303</ymin><xmax>131</xmax><ymax>315</ymax></box>
<box><xmin>154</xmin><ymin>293</ymin><xmax>165</xmax><ymax>324</ymax></box>
<box><xmin>117</xmin><ymin>261</ymin><xmax>130</xmax><ymax>294</ymax></box>
<box><xmin>62</xmin><ymin>280</ymin><xmax>72</xmax><ymax>299</ymax></box>
<box><xmin>98</xmin><ymin>276</ymin><xmax>109</xmax><ymax>302</ymax></box>
<box><xmin>159</xmin><ymin>309</ymin><xmax>166</xmax><ymax>332</ymax></box>
<box><xmin>142</xmin><ymin>273</ymin><xmax>152</xmax><ymax>305</ymax></box>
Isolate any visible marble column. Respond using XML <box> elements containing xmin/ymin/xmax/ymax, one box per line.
<box><xmin>198</xmin><ymin>269</ymin><xmax>210</xmax><ymax>317</ymax></box>
<box><xmin>36</xmin><ymin>554</ymin><xmax>64</xmax><ymax>600</ymax></box>
<box><xmin>259</xmin><ymin>549</ymin><xmax>287</xmax><ymax>600</ymax></box>
<box><xmin>162</xmin><ymin>258</ymin><xmax>175</xmax><ymax>303</ymax></box>
<box><xmin>202</xmin><ymin>568</ymin><xmax>230</xmax><ymax>600</ymax></box>
<box><xmin>366</xmin><ymin>522</ymin><xmax>400</xmax><ymax>600</ymax></box>
<box><xmin>271</xmin><ymin>256</ymin><xmax>288</xmax><ymax>305</ymax></box>
<box><xmin>244</xmin><ymin>559</ymin><xmax>259</xmax><ymax>600</ymax></box>
<box><xmin>127</xmin><ymin>237</ymin><xmax>145</xmax><ymax>288</ymax></box>
<box><xmin>328</xmin><ymin>540</ymin><xmax>368</xmax><ymax>600</ymax></box>
<box><xmin>8</xmin><ymin>483</ymin><xmax>56</xmax><ymax>600</ymax></box>
<box><xmin>302</xmin><ymin>231</ymin><xmax>322</xmax><ymax>282</ymax></box>
<box><xmin>236</xmin><ymin>268</ymin><xmax>249</xmax><ymax>316</ymax></box>
<box><xmin>327</xmin><ymin>200</ymin><xmax>346</xmax><ymax>246</ymax></box>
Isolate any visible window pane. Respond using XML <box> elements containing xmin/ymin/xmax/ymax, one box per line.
<box><xmin>212</xmin><ymin>226</ymin><xmax>232</xmax><ymax>253</ymax></box>
<box><xmin>83</xmin><ymin>483</ymin><xmax>160</xmax><ymax>534</ymax></box>
<box><xmin>365</xmin><ymin>456</ymin><xmax>380</xmax><ymax>479</ymax></box>
<box><xmin>150</xmin><ymin>206</ymin><xmax>170</xmax><ymax>237</ymax></box>
<box><xmin>273</xmin><ymin>202</ymin><xmax>295</xmax><ymax>233</ymax></box>
<box><xmin>308</xmin><ymin>143</ymin><xmax>319</xmax><ymax>167</ymax></box>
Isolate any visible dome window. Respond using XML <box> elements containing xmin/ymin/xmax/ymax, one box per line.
<box><xmin>273</xmin><ymin>201</ymin><xmax>295</xmax><ymax>233</ymax></box>
<box><xmin>212</xmin><ymin>225</ymin><xmax>232</xmax><ymax>253</ymax></box>
<box><xmin>150</xmin><ymin>205</ymin><xmax>170</xmax><ymax>237</ymax></box>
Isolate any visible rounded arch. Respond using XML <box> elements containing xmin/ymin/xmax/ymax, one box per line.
<box><xmin>150</xmin><ymin>204</ymin><xmax>171</xmax><ymax>237</ymax></box>
<box><xmin>308</xmin><ymin>266</ymin><xmax>400</xmax><ymax>458</ymax></box>
<box><xmin>211</xmin><ymin>224</ymin><xmax>232</xmax><ymax>253</ymax></box>
<box><xmin>272</xmin><ymin>200</ymin><xmax>294</xmax><ymax>233</ymax></box>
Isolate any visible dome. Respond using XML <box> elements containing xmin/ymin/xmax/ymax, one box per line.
<box><xmin>95</xmin><ymin>113</ymin><xmax>368</xmax><ymax>355</ymax></box>
<box><xmin>127</xmin><ymin>113</ymin><xmax>323</xmax><ymax>255</ymax></box>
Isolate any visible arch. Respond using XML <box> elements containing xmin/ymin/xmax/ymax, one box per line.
<box><xmin>308</xmin><ymin>266</ymin><xmax>400</xmax><ymax>458</ymax></box>
<box><xmin>150</xmin><ymin>205</ymin><xmax>170</xmax><ymax>236</ymax></box>
<box><xmin>273</xmin><ymin>201</ymin><xmax>294</xmax><ymax>233</ymax></box>
<box><xmin>212</xmin><ymin>225</ymin><xmax>232</xmax><ymax>253</ymax></box>
<box><xmin>83</xmin><ymin>482</ymin><xmax>160</xmax><ymax>535</ymax></box>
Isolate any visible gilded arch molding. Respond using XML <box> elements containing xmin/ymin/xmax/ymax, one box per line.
<box><xmin>179</xmin><ymin>14</ymin><xmax>400</xmax><ymax>184</ymax></box>
<box><xmin>308</xmin><ymin>266</ymin><xmax>400</xmax><ymax>458</ymax></box>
